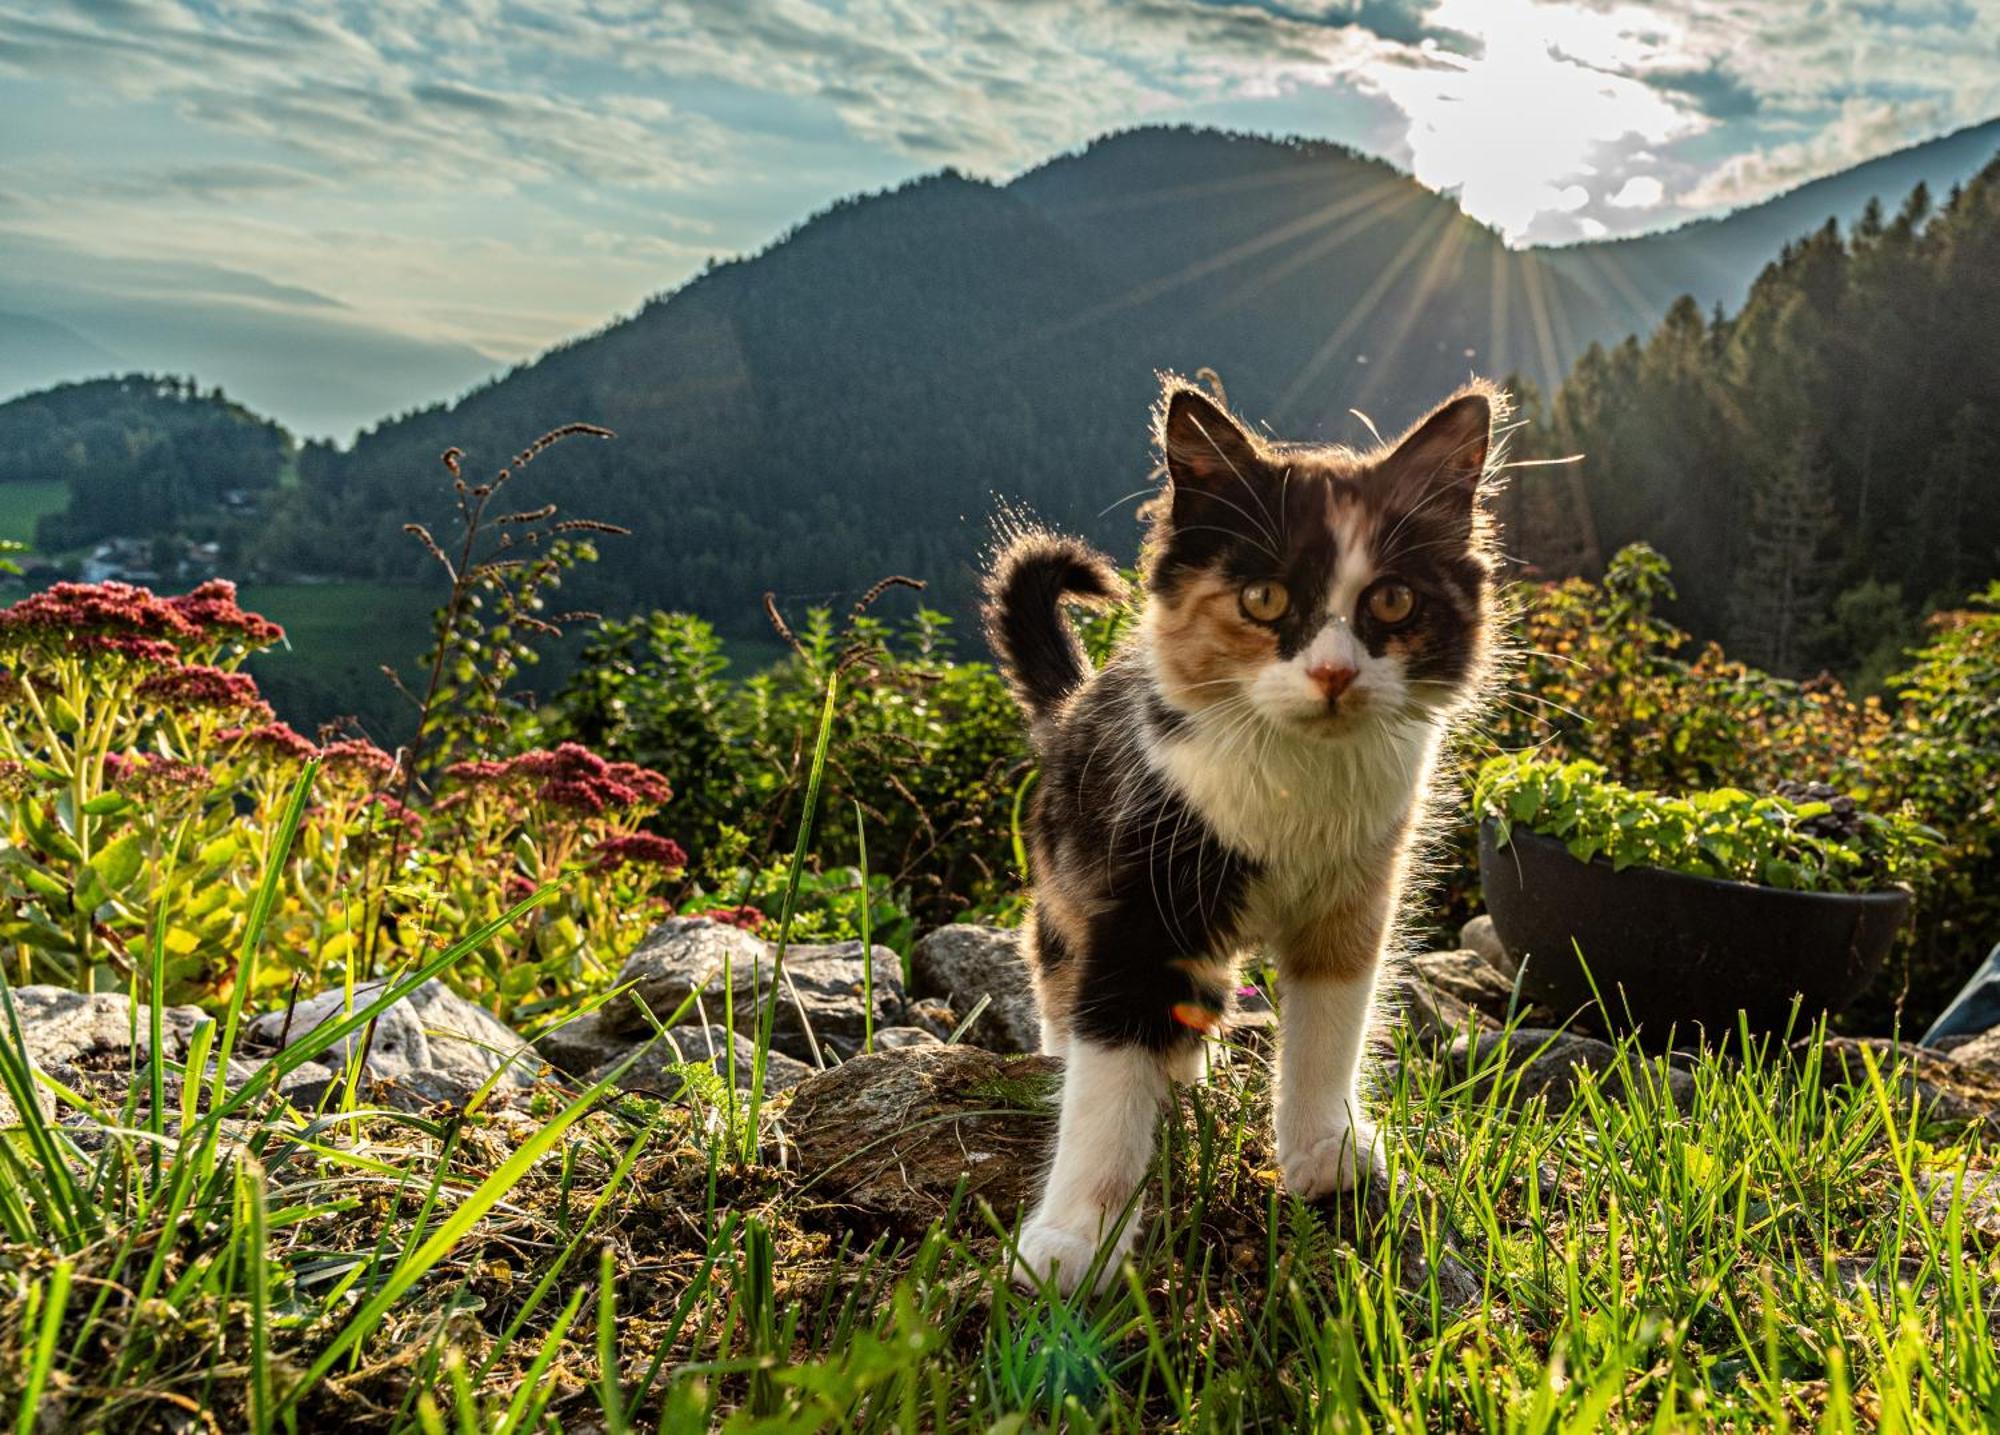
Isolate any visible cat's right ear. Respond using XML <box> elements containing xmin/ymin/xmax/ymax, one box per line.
<box><xmin>1157</xmin><ymin>382</ymin><xmax>1263</xmax><ymax>507</ymax></box>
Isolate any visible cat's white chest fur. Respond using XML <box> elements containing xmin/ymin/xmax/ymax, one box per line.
<box><xmin>1151</xmin><ymin>707</ymin><xmax>1440</xmax><ymax>924</ymax></box>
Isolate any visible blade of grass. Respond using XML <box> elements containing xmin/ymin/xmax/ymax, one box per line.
<box><xmin>745</xmin><ymin>670</ymin><xmax>839</xmax><ymax>1161</ymax></box>
<box><xmin>14</xmin><ymin>1259</ymin><xmax>73</xmax><ymax>1435</ymax></box>
<box><xmin>855</xmin><ymin>799</ymin><xmax>873</xmax><ymax>1056</ymax></box>
<box><xmin>209</xmin><ymin>760</ymin><xmax>319</xmax><ymax>1109</ymax></box>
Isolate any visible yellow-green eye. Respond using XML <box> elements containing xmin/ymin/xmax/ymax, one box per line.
<box><xmin>1240</xmin><ymin>581</ymin><xmax>1290</xmax><ymax>623</ymax></box>
<box><xmin>1366</xmin><ymin>581</ymin><xmax>1416</xmax><ymax>626</ymax></box>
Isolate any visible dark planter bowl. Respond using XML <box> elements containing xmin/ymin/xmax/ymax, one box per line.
<box><xmin>1479</xmin><ymin>819</ymin><xmax>1909</xmax><ymax>1043</ymax></box>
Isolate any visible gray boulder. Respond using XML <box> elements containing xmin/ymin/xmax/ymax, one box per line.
<box><xmin>909</xmin><ymin>925</ymin><xmax>1041</xmax><ymax>1053</ymax></box>
<box><xmin>1458</xmin><ymin>914</ymin><xmax>1514</xmax><ymax>976</ymax></box>
<box><xmin>610</xmin><ymin>918</ymin><xmax>903</xmax><ymax>1062</ymax></box>
<box><xmin>247</xmin><ymin>978</ymin><xmax>534</xmax><ymax>1110</ymax></box>
<box><xmin>591</xmin><ymin>1024</ymin><xmax>811</xmax><ymax>1097</ymax></box>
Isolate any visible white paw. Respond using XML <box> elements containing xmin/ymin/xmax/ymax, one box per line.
<box><xmin>1279</xmin><ymin>1119</ymin><xmax>1382</xmax><ymax>1200</ymax></box>
<box><xmin>1010</xmin><ymin>1221</ymin><xmax>1123</xmax><ymax>1295</ymax></box>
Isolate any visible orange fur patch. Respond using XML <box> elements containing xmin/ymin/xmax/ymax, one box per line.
<box><xmin>1151</xmin><ymin>571</ymin><xmax>1275</xmax><ymax>707</ymax></box>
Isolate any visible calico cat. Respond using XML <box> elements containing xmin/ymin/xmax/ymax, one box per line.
<box><xmin>983</xmin><ymin>376</ymin><xmax>1501</xmax><ymax>1293</ymax></box>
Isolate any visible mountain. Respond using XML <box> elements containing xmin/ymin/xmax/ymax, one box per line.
<box><xmin>1541</xmin><ymin>118</ymin><xmax>2000</xmax><ymax>342</ymax></box>
<box><xmin>248</xmin><ymin>123</ymin><xmax>1997</xmax><ymax>658</ymax></box>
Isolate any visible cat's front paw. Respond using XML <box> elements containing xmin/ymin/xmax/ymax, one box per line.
<box><xmin>1010</xmin><ymin>1221</ymin><xmax>1120</xmax><ymax>1295</ymax></box>
<box><xmin>1279</xmin><ymin>1119</ymin><xmax>1382</xmax><ymax>1200</ymax></box>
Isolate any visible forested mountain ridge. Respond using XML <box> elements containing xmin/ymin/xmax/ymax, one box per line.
<box><xmin>248</xmin><ymin>123</ymin><xmax>1998</xmax><ymax>645</ymax></box>
<box><xmin>1512</xmin><ymin>158</ymin><xmax>2000</xmax><ymax>685</ymax></box>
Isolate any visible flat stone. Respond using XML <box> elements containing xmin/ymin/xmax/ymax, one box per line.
<box><xmin>1449</xmin><ymin>1028</ymin><xmax>1694</xmax><ymax>1112</ymax></box>
<box><xmin>1458</xmin><ymin>914</ymin><xmax>1514</xmax><ymax>976</ymax></box>
<box><xmin>609</xmin><ymin>918</ymin><xmax>903</xmax><ymax>1062</ymax></box>
<box><xmin>246</xmin><ymin>979</ymin><xmax>534</xmax><ymax>1110</ymax></box>
<box><xmin>784</xmin><ymin>1043</ymin><xmax>1063</xmax><ymax>1233</ymax></box>
<box><xmin>871</xmin><ymin>1025</ymin><xmax>941</xmax><ymax>1051</ymax></box>
<box><xmin>909</xmin><ymin>925</ymin><xmax>1042</xmax><ymax>1053</ymax></box>
<box><xmin>591</xmin><ymin>1024</ymin><xmax>811</xmax><ymax>1097</ymax></box>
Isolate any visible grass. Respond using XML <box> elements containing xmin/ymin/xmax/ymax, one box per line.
<box><xmin>239</xmin><ymin>580</ymin><xmax>435</xmax><ymax>679</ymax></box>
<box><xmin>0</xmin><ymin>480</ymin><xmax>67</xmax><ymax>548</ymax></box>
<box><xmin>5</xmin><ymin>691</ymin><xmax>1999</xmax><ymax>1431</ymax></box>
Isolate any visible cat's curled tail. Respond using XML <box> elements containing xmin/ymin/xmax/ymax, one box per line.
<box><xmin>981</xmin><ymin>531</ymin><xmax>1124</xmax><ymax>729</ymax></box>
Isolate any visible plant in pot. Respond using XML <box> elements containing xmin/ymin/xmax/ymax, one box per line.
<box><xmin>1473</xmin><ymin>755</ymin><xmax>1937</xmax><ymax>1041</ymax></box>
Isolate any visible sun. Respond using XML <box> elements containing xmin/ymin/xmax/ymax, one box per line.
<box><xmin>1364</xmin><ymin>0</ymin><xmax>1697</xmax><ymax>240</ymax></box>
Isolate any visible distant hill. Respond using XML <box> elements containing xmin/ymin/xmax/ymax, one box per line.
<box><xmin>1541</xmin><ymin>118</ymin><xmax>2000</xmax><ymax>341</ymax></box>
<box><xmin>245</xmin><ymin>123</ymin><xmax>1998</xmax><ymax>652</ymax></box>
<box><xmin>0</xmin><ymin>374</ymin><xmax>292</xmax><ymax>553</ymax></box>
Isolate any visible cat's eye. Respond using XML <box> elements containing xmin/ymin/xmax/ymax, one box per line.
<box><xmin>1240</xmin><ymin>581</ymin><xmax>1290</xmax><ymax>623</ymax></box>
<box><xmin>1366</xmin><ymin>581</ymin><xmax>1417</xmax><ymax>626</ymax></box>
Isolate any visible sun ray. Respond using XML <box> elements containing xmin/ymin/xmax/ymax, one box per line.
<box><xmin>1274</xmin><ymin>200</ymin><xmax>1460</xmax><ymax>423</ymax></box>
<box><xmin>1350</xmin><ymin>212</ymin><xmax>1473</xmax><ymax>413</ymax></box>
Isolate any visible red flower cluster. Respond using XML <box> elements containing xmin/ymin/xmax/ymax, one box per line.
<box><xmin>703</xmin><ymin>904</ymin><xmax>768</xmax><ymax>934</ymax></box>
<box><xmin>0</xmin><ymin>579</ymin><xmax>283</xmax><ymax>656</ymax></box>
<box><xmin>320</xmin><ymin>740</ymin><xmax>399</xmax><ymax>786</ymax></box>
<box><xmin>592</xmin><ymin>833</ymin><xmax>689</xmax><ymax>873</ymax></box>
<box><xmin>164</xmin><ymin>579</ymin><xmax>284</xmax><ymax>648</ymax></box>
<box><xmin>135</xmin><ymin>664</ymin><xmax>274</xmax><ymax>720</ymax></box>
<box><xmin>103</xmin><ymin>752</ymin><xmax>213</xmax><ymax>805</ymax></box>
<box><xmin>446</xmin><ymin>743</ymin><xmax>671</xmax><ymax>816</ymax></box>
<box><xmin>217</xmin><ymin>721</ymin><xmax>319</xmax><ymax>764</ymax></box>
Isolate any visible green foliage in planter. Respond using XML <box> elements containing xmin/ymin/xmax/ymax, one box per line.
<box><xmin>1474</xmin><ymin>754</ymin><xmax>1938</xmax><ymax>895</ymax></box>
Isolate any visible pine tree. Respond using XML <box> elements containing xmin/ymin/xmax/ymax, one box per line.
<box><xmin>1729</xmin><ymin>439</ymin><xmax>1839</xmax><ymax>674</ymax></box>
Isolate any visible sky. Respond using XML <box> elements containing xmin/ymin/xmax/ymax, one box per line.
<box><xmin>2</xmin><ymin>0</ymin><xmax>1996</xmax><ymax>436</ymax></box>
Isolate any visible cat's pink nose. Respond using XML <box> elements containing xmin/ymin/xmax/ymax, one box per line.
<box><xmin>1308</xmin><ymin>663</ymin><xmax>1356</xmax><ymax>702</ymax></box>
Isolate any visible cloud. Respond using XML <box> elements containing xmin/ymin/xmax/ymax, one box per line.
<box><xmin>1680</xmin><ymin>95</ymin><xmax>1953</xmax><ymax>209</ymax></box>
<box><xmin>1607</xmin><ymin>174</ymin><xmax>1665</xmax><ymax>207</ymax></box>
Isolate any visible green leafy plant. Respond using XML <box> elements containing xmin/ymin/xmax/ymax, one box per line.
<box><xmin>1475</xmin><ymin>753</ymin><xmax>1937</xmax><ymax>894</ymax></box>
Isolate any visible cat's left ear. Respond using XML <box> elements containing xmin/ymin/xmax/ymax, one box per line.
<box><xmin>1385</xmin><ymin>387</ymin><xmax>1493</xmax><ymax>525</ymax></box>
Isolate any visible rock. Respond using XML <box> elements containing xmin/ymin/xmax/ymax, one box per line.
<box><xmin>0</xmin><ymin>987</ymin><xmax>345</xmax><ymax>1120</ymax></box>
<box><xmin>1944</xmin><ymin>1027</ymin><xmax>2000</xmax><ymax>1072</ymax></box>
<box><xmin>784</xmin><ymin>1044</ymin><xmax>1063</xmax><ymax>1232</ymax></box>
<box><xmin>1302</xmin><ymin>1168</ymin><xmax>1483</xmax><ymax>1313</ymax></box>
<box><xmin>1449</xmin><ymin>1029</ymin><xmax>1695</xmax><ymax>1112</ymax></box>
<box><xmin>1813</xmin><ymin>1037</ymin><xmax>2000</xmax><ymax>1137</ymax></box>
<box><xmin>1387</xmin><ymin>968</ymin><xmax>1486</xmax><ymax>1050</ymax></box>
<box><xmin>591</xmin><ymin>1025</ymin><xmax>812</xmax><ymax>1097</ymax></box>
<box><xmin>1408</xmin><ymin>950</ymin><xmax>1518</xmax><ymax>1021</ymax></box>
<box><xmin>871</xmin><ymin>1026</ymin><xmax>941</xmax><ymax>1051</ymax></box>
<box><xmin>246</xmin><ymin>979</ymin><xmax>534</xmax><ymax>1110</ymax></box>
<box><xmin>0</xmin><ymin>986</ymin><xmax>205</xmax><ymax>1123</ymax></box>
<box><xmin>4</xmin><ymin>985</ymin><xmax>205</xmax><ymax>1067</ymax></box>
<box><xmin>1459</xmin><ymin>914</ymin><xmax>1514</xmax><ymax>976</ymax></box>
<box><xmin>909</xmin><ymin>925</ymin><xmax>1042</xmax><ymax>1053</ymax></box>
<box><xmin>532</xmin><ymin>1006</ymin><xmax>640</xmax><ymax>1079</ymax></box>
<box><xmin>905</xmin><ymin>998</ymin><xmax>961</xmax><ymax>1042</ymax></box>
<box><xmin>609</xmin><ymin>918</ymin><xmax>903</xmax><ymax>1062</ymax></box>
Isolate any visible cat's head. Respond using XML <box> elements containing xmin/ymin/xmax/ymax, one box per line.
<box><xmin>1140</xmin><ymin>377</ymin><xmax>1500</xmax><ymax>734</ymax></box>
